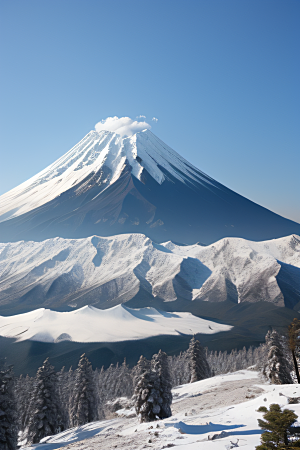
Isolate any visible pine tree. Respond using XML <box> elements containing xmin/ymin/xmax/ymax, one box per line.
<box><xmin>256</xmin><ymin>403</ymin><xmax>300</xmax><ymax>449</ymax></box>
<box><xmin>134</xmin><ymin>350</ymin><xmax>172</xmax><ymax>422</ymax></box>
<box><xmin>22</xmin><ymin>358</ymin><xmax>60</xmax><ymax>445</ymax></box>
<box><xmin>133</xmin><ymin>356</ymin><xmax>151</xmax><ymax>382</ymax></box>
<box><xmin>94</xmin><ymin>366</ymin><xmax>106</xmax><ymax>419</ymax></box>
<box><xmin>0</xmin><ymin>365</ymin><xmax>16</xmax><ymax>450</ymax></box>
<box><xmin>101</xmin><ymin>364</ymin><xmax>116</xmax><ymax>404</ymax></box>
<box><xmin>114</xmin><ymin>359</ymin><xmax>133</xmax><ymax>399</ymax></box>
<box><xmin>188</xmin><ymin>336</ymin><xmax>211</xmax><ymax>382</ymax></box>
<box><xmin>18</xmin><ymin>374</ymin><xmax>35</xmax><ymax>435</ymax></box>
<box><xmin>133</xmin><ymin>367</ymin><xmax>157</xmax><ymax>422</ymax></box>
<box><xmin>57</xmin><ymin>366</ymin><xmax>74</xmax><ymax>430</ymax></box>
<box><xmin>70</xmin><ymin>354</ymin><xmax>97</xmax><ymax>427</ymax></box>
<box><xmin>15</xmin><ymin>374</ymin><xmax>30</xmax><ymax>436</ymax></box>
<box><xmin>151</xmin><ymin>350</ymin><xmax>172</xmax><ymax>419</ymax></box>
<box><xmin>264</xmin><ymin>330</ymin><xmax>293</xmax><ymax>385</ymax></box>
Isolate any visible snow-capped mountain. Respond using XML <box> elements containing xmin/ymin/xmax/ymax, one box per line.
<box><xmin>0</xmin><ymin>305</ymin><xmax>231</xmax><ymax>343</ymax></box>
<box><xmin>0</xmin><ymin>233</ymin><xmax>299</xmax><ymax>314</ymax></box>
<box><xmin>0</xmin><ymin>128</ymin><xmax>299</xmax><ymax>244</ymax></box>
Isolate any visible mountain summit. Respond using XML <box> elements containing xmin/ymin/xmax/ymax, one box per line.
<box><xmin>0</xmin><ymin>126</ymin><xmax>299</xmax><ymax>244</ymax></box>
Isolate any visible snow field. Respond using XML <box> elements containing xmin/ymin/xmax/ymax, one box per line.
<box><xmin>0</xmin><ymin>305</ymin><xmax>232</xmax><ymax>343</ymax></box>
<box><xmin>23</xmin><ymin>369</ymin><xmax>300</xmax><ymax>450</ymax></box>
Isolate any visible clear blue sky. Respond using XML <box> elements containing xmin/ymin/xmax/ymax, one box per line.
<box><xmin>0</xmin><ymin>0</ymin><xmax>299</xmax><ymax>222</ymax></box>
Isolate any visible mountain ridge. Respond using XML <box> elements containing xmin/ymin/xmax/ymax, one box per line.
<box><xmin>0</xmin><ymin>232</ymin><xmax>299</xmax><ymax>315</ymax></box>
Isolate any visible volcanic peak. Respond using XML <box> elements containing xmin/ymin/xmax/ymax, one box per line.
<box><xmin>0</xmin><ymin>129</ymin><xmax>212</xmax><ymax>224</ymax></box>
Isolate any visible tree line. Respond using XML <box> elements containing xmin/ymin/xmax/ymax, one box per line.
<box><xmin>2</xmin><ymin>318</ymin><xmax>300</xmax><ymax>450</ymax></box>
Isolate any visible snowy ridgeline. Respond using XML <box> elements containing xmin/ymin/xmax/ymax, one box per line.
<box><xmin>0</xmin><ymin>233</ymin><xmax>299</xmax><ymax>311</ymax></box>
<box><xmin>0</xmin><ymin>335</ymin><xmax>272</xmax><ymax>450</ymax></box>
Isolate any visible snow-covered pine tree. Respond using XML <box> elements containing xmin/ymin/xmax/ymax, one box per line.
<box><xmin>114</xmin><ymin>359</ymin><xmax>133</xmax><ymax>399</ymax></box>
<box><xmin>253</xmin><ymin>344</ymin><xmax>269</xmax><ymax>372</ymax></box>
<box><xmin>92</xmin><ymin>368</ymin><xmax>105</xmax><ymax>420</ymax></box>
<box><xmin>182</xmin><ymin>355</ymin><xmax>191</xmax><ymax>383</ymax></box>
<box><xmin>134</xmin><ymin>350</ymin><xmax>172</xmax><ymax>423</ymax></box>
<box><xmin>151</xmin><ymin>350</ymin><xmax>173</xmax><ymax>420</ymax></box>
<box><xmin>22</xmin><ymin>358</ymin><xmax>60</xmax><ymax>446</ymax></box>
<box><xmin>70</xmin><ymin>354</ymin><xmax>97</xmax><ymax>427</ymax></box>
<box><xmin>246</xmin><ymin>346</ymin><xmax>254</xmax><ymax>367</ymax></box>
<box><xmin>108</xmin><ymin>363</ymin><xmax>120</xmax><ymax>400</ymax></box>
<box><xmin>14</xmin><ymin>374</ymin><xmax>33</xmax><ymax>435</ymax></box>
<box><xmin>188</xmin><ymin>336</ymin><xmax>211</xmax><ymax>382</ymax></box>
<box><xmin>132</xmin><ymin>356</ymin><xmax>151</xmax><ymax>382</ymax></box>
<box><xmin>228</xmin><ymin>349</ymin><xmax>238</xmax><ymax>373</ymax></box>
<box><xmin>94</xmin><ymin>364</ymin><xmax>119</xmax><ymax>418</ymax></box>
<box><xmin>235</xmin><ymin>347</ymin><xmax>247</xmax><ymax>371</ymax></box>
<box><xmin>263</xmin><ymin>330</ymin><xmax>293</xmax><ymax>385</ymax></box>
<box><xmin>0</xmin><ymin>364</ymin><xmax>16</xmax><ymax>450</ymax></box>
<box><xmin>133</xmin><ymin>364</ymin><xmax>157</xmax><ymax>422</ymax></box>
<box><xmin>57</xmin><ymin>366</ymin><xmax>74</xmax><ymax>430</ymax></box>
<box><xmin>101</xmin><ymin>363</ymin><xmax>116</xmax><ymax>405</ymax></box>
<box><xmin>94</xmin><ymin>366</ymin><xmax>106</xmax><ymax>418</ymax></box>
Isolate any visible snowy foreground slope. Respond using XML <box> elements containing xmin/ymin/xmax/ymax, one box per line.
<box><xmin>0</xmin><ymin>128</ymin><xmax>298</xmax><ymax>245</ymax></box>
<box><xmin>23</xmin><ymin>370</ymin><xmax>300</xmax><ymax>450</ymax></box>
<box><xmin>0</xmin><ymin>305</ymin><xmax>232</xmax><ymax>343</ymax></box>
<box><xmin>0</xmin><ymin>233</ymin><xmax>299</xmax><ymax>313</ymax></box>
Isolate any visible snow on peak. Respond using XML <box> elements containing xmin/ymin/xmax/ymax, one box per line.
<box><xmin>0</xmin><ymin>122</ymin><xmax>213</xmax><ymax>222</ymax></box>
<box><xmin>0</xmin><ymin>304</ymin><xmax>232</xmax><ymax>343</ymax></box>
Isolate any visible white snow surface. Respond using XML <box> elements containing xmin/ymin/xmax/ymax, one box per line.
<box><xmin>0</xmin><ymin>129</ymin><xmax>213</xmax><ymax>222</ymax></box>
<box><xmin>0</xmin><ymin>233</ymin><xmax>299</xmax><ymax>308</ymax></box>
<box><xmin>0</xmin><ymin>305</ymin><xmax>231</xmax><ymax>343</ymax></box>
<box><xmin>22</xmin><ymin>370</ymin><xmax>300</xmax><ymax>450</ymax></box>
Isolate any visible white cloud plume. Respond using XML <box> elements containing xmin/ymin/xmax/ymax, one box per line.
<box><xmin>95</xmin><ymin>116</ymin><xmax>151</xmax><ymax>137</ymax></box>
<box><xmin>152</xmin><ymin>117</ymin><xmax>158</xmax><ymax>122</ymax></box>
<box><xmin>136</xmin><ymin>115</ymin><xmax>146</xmax><ymax>119</ymax></box>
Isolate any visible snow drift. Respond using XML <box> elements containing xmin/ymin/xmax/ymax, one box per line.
<box><xmin>0</xmin><ymin>305</ymin><xmax>232</xmax><ymax>343</ymax></box>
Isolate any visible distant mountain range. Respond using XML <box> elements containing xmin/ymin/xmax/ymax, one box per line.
<box><xmin>0</xmin><ymin>233</ymin><xmax>299</xmax><ymax>315</ymax></box>
<box><xmin>0</xmin><ymin>129</ymin><xmax>299</xmax><ymax>244</ymax></box>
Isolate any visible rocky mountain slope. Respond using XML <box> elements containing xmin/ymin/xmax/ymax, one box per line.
<box><xmin>0</xmin><ymin>129</ymin><xmax>298</xmax><ymax>244</ymax></box>
<box><xmin>0</xmin><ymin>233</ymin><xmax>299</xmax><ymax>314</ymax></box>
